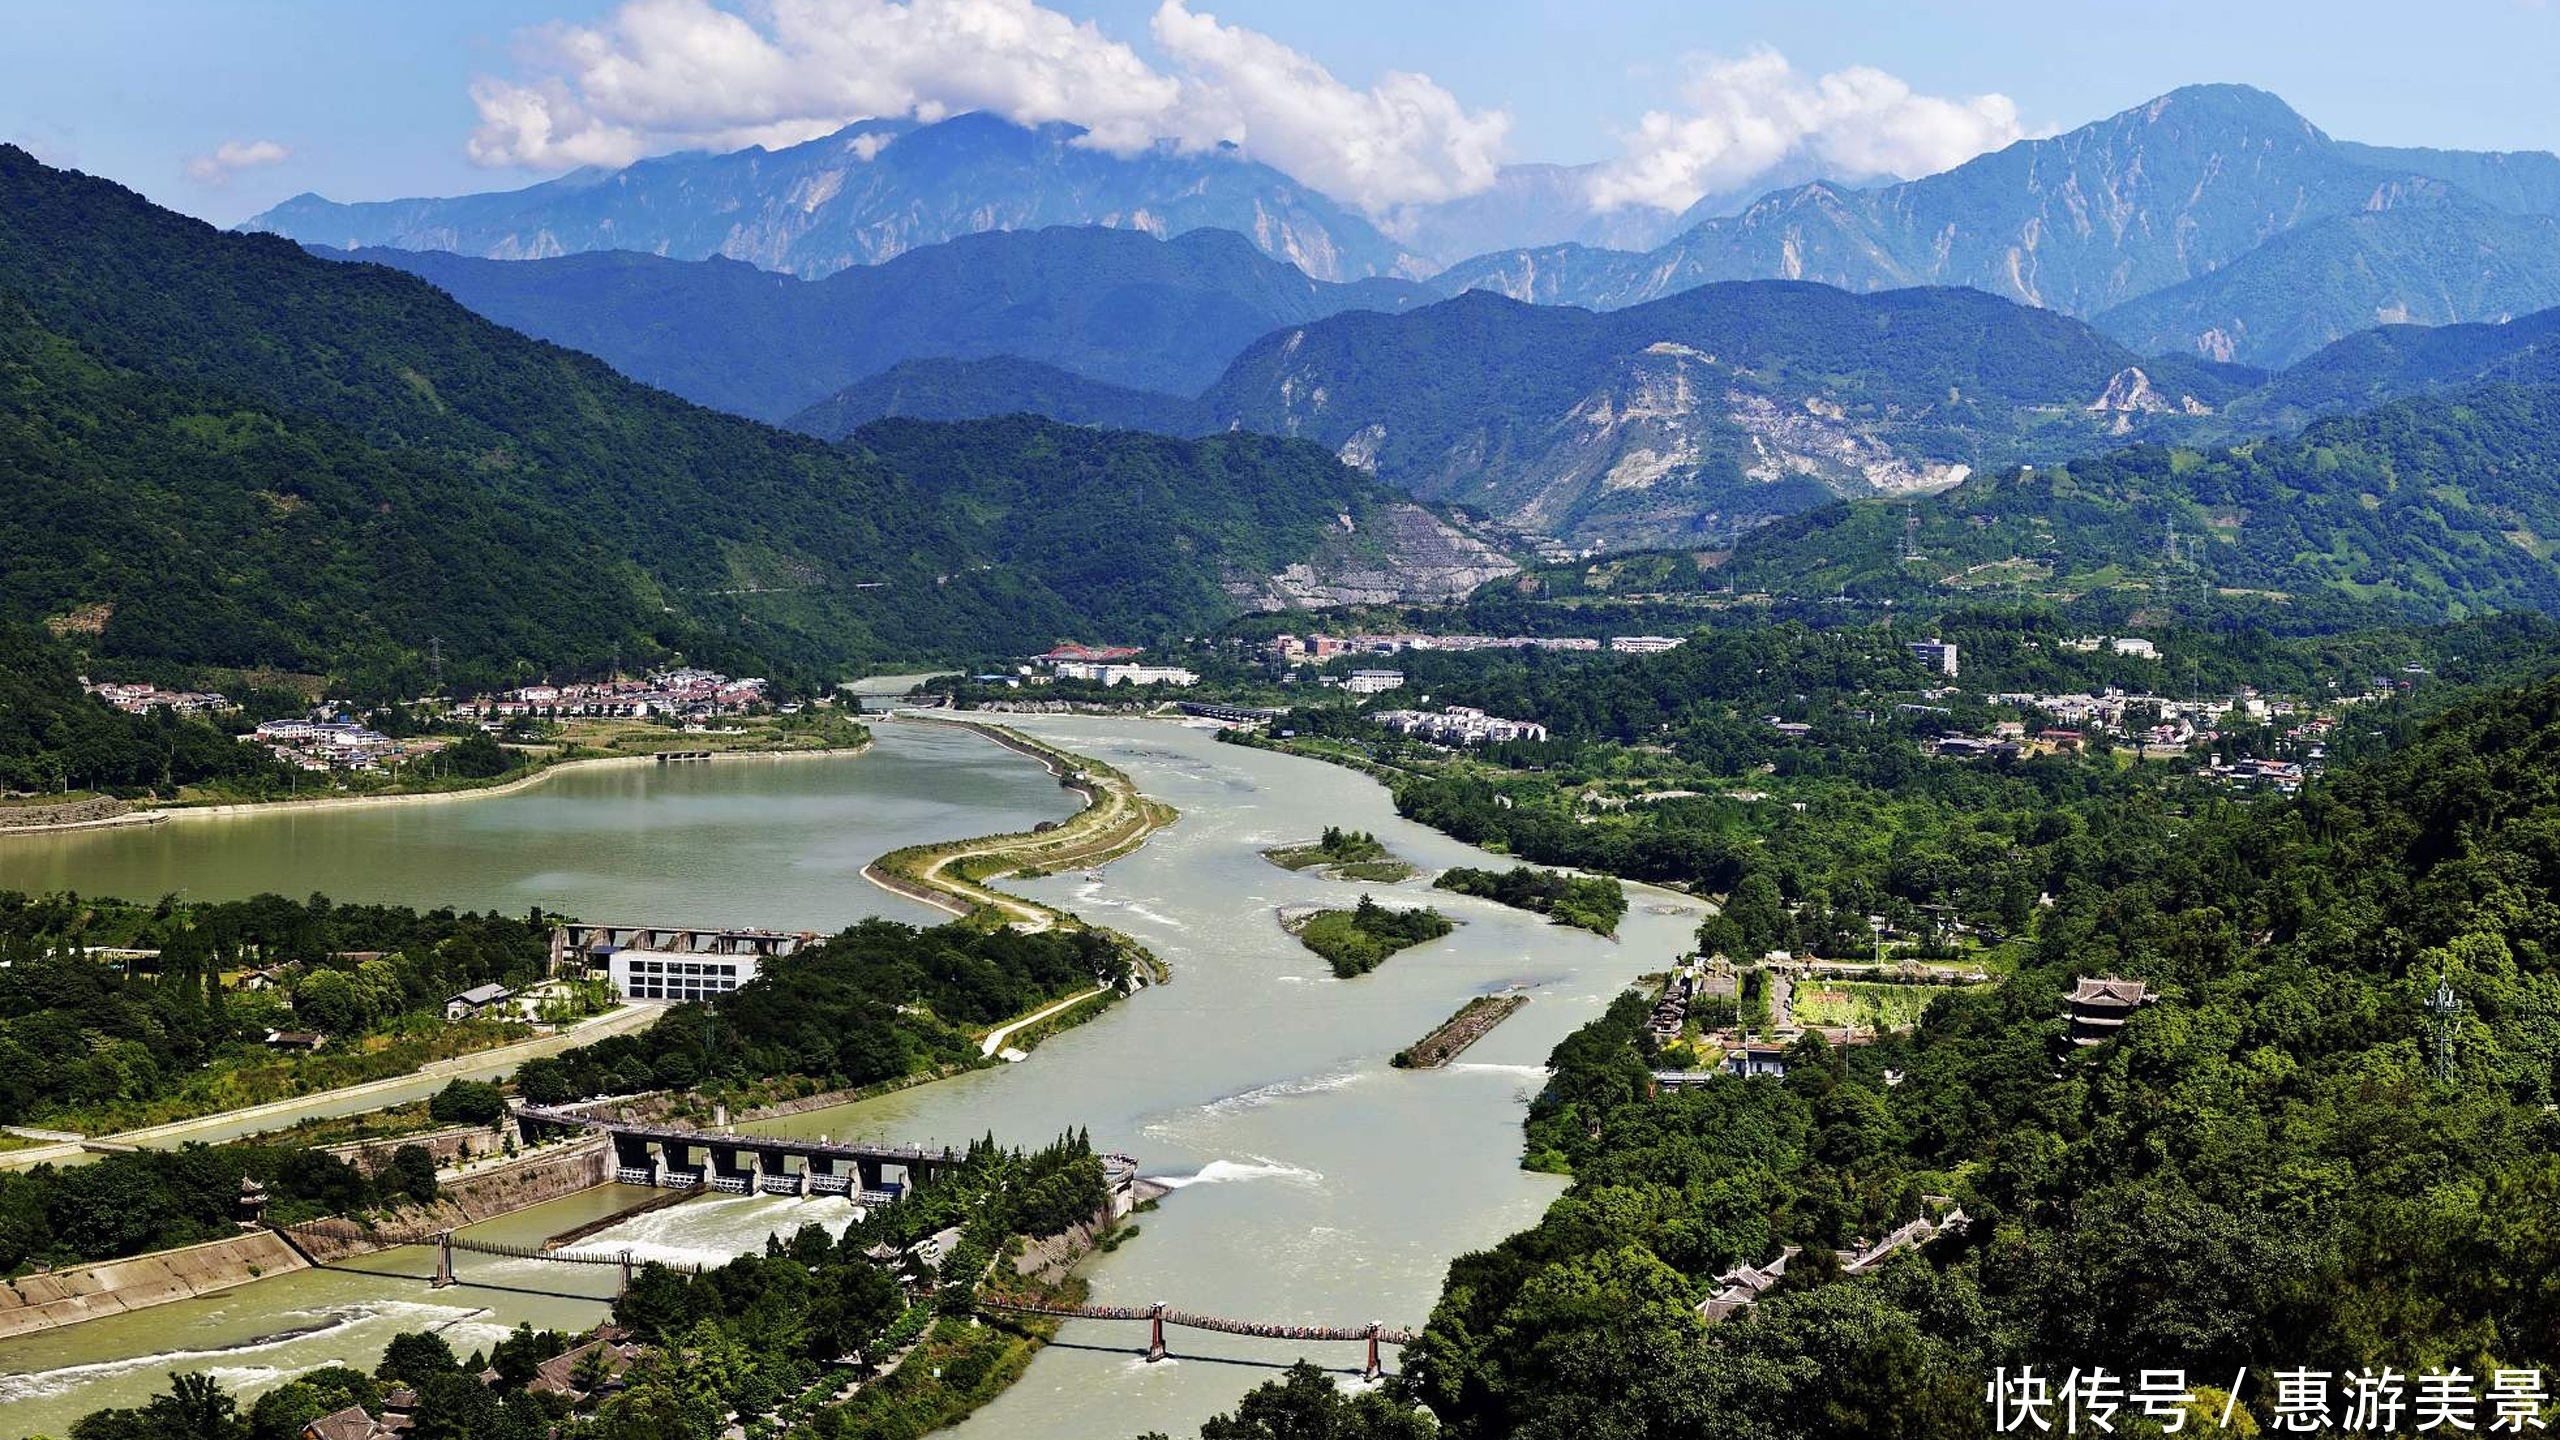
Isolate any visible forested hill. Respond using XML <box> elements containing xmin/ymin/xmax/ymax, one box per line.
<box><xmin>1193</xmin><ymin>281</ymin><xmax>2250</xmax><ymax>550</ymax></box>
<box><xmin>1714</xmin><ymin>381</ymin><xmax>2560</xmax><ymax>626</ymax></box>
<box><xmin>788</xmin><ymin>357</ymin><xmax>1208</xmax><ymax>443</ymax></box>
<box><xmin>0</xmin><ymin>148</ymin><xmax>1436</xmax><ymax>695</ymax></box>
<box><xmin>324</xmin><ymin>225</ymin><xmax>1435</xmax><ymax>423</ymax></box>
<box><xmin>1411</xmin><ymin>668</ymin><xmax>2560</xmax><ymax>1439</ymax></box>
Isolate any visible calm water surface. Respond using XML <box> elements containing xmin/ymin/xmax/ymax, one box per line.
<box><xmin>0</xmin><ymin>722</ymin><xmax>1074</xmax><ymax>929</ymax></box>
<box><xmin>0</xmin><ymin>717</ymin><xmax>1692</xmax><ymax>1438</ymax></box>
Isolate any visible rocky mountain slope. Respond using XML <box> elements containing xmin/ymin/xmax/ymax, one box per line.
<box><xmin>247</xmin><ymin>111</ymin><xmax>1419</xmax><ymax>283</ymax></box>
<box><xmin>1191</xmin><ymin>281</ymin><xmax>2251</xmax><ymax>550</ymax></box>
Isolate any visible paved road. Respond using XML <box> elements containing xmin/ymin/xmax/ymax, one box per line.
<box><xmin>979</xmin><ymin>987</ymin><xmax>1110</xmax><ymax>1058</ymax></box>
<box><xmin>0</xmin><ymin>1003</ymin><xmax>666</xmax><ymax>1167</ymax></box>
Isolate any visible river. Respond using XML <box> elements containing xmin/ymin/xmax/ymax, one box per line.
<box><xmin>0</xmin><ymin>717</ymin><xmax>1692</xmax><ymax>1438</ymax></box>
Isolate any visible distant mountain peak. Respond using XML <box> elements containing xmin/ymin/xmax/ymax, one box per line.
<box><xmin>2131</xmin><ymin>82</ymin><xmax>2322</xmax><ymax>134</ymax></box>
<box><xmin>244</xmin><ymin>110</ymin><xmax>1418</xmax><ymax>282</ymax></box>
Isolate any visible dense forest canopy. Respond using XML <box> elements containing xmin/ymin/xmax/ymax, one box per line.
<box><xmin>512</xmin><ymin>919</ymin><xmax>1132</xmax><ymax>1104</ymax></box>
<box><xmin>1722</xmin><ymin>383</ymin><xmax>2560</xmax><ymax>623</ymax></box>
<box><xmin>0</xmin><ymin>148</ymin><xmax>1419</xmax><ymax>699</ymax></box>
<box><xmin>1393</xmin><ymin>669</ymin><xmax>2560</xmax><ymax>1439</ymax></box>
<box><xmin>0</xmin><ymin>892</ymin><xmax>551</xmax><ymax>1128</ymax></box>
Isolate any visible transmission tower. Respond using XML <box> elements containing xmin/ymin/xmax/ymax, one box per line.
<box><xmin>2426</xmin><ymin>972</ymin><xmax>2464</xmax><ymax>1083</ymax></box>
<box><xmin>427</xmin><ymin>636</ymin><xmax>443</xmax><ymax>696</ymax></box>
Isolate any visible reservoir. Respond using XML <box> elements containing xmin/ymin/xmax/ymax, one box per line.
<box><xmin>0</xmin><ymin>722</ymin><xmax>1076</xmax><ymax>930</ymax></box>
<box><xmin>0</xmin><ymin>717</ymin><xmax>1690</xmax><ymax>1438</ymax></box>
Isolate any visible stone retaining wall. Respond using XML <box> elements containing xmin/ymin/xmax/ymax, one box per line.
<box><xmin>0</xmin><ymin>1230</ymin><xmax>306</xmax><ymax>1340</ymax></box>
<box><xmin>0</xmin><ymin>796</ymin><xmax>132</xmax><ymax>831</ymax></box>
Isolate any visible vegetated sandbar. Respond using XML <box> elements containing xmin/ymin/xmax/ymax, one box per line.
<box><xmin>865</xmin><ymin>716</ymin><xmax>1177</xmax><ymax>978</ymax></box>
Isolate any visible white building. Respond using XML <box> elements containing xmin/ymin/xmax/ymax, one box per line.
<box><xmin>607</xmin><ymin>951</ymin><xmax>760</xmax><ymax>1003</ymax></box>
<box><xmin>1375</xmin><ymin>706</ymin><xmax>1549</xmax><ymax>746</ymax></box>
<box><xmin>1609</xmin><ymin>635</ymin><xmax>1687</xmax><ymax>654</ymax></box>
<box><xmin>2110</xmin><ymin>637</ymin><xmax>2160</xmax><ymax>660</ymax></box>
<box><xmin>1344</xmin><ymin>669</ymin><xmax>1405</xmax><ymax>694</ymax></box>
<box><xmin>1906</xmin><ymin>641</ymin><xmax>1960</xmax><ymax>676</ymax></box>
<box><xmin>1052</xmin><ymin>662</ymin><xmax>1199</xmax><ymax>687</ymax></box>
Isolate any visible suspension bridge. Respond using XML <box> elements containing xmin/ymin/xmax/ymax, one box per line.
<box><xmin>977</xmin><ymin>1296</ymin><xmax>1418</xmax><ymax>1379</ymax></box>
<box><xmin>272</xmin><ymin>1216</ymin><xmax>642</xmax><ymax>1293</ymax></box>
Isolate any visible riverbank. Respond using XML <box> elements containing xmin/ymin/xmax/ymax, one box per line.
<box><xmin>866</xmin><ymin>717</ymin><xmax>1176</xmax><ymax>973</ymax></box>
<box><xmin>0</xmin><ymin>1232</ymin><xmax>309</xmax><ymax>1341</ymax></box>
<box><xmin>0</xmin><ymin>738</ymin><xmax>874</xmax><ymax>835</ymax></box>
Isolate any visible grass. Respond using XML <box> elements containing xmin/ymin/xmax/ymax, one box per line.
<box><xmin>27</xmin><ymin>1014</ymin><xmax>542</xmax><ymax>1135</ymax></box>
<box><xmin>1260</xmin><ymin>828</ymin><xmax>1416</xmax><ymax>882</ymax></box>
<box><xmin>1285</xmin><ymin>899</ymin><xmax>1456</xmax><ymax>978</ymax></box>
<box><xmin>814</xmin><ymin>1313</ymin><xmax>1054</xmax><ymax>1440</ymax></box>
<box><xmin>1790</xmin><ymin>981</ymin><xmax>1972</xmax><ymax>1034</ymax></box>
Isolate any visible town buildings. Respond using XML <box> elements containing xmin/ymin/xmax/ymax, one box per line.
<box><xmin>81</xmin><ymin>679</ymin><xmax>231</xmax><ymax>715</ymax></box>
<box><xmin>551</xmin><ymin>921</ymin><xmax>819</xmax><ymax>1001</ymax></box>
<box><xmin>1374</xmin><ymin>705</ymin><xmax>1549</xmax><ymax>746</ymax></box>
<box><xmin>459</xmin><ymin>668</ymin><xmax>769</xmax><ymax>723</ymax></box>
<box><xmin>1052</xmin><ymin>662</ymin><xmax>1200</xmax><ymax>687</ymax></box>
<box><xmin>1342</xmin><ymin>669</ymin><xmax>1405</xmax><ymax>694</ymax></box>
<box><xmin>1608</xmin><ymin>635</ymin><xmax>1687</xmax><ymax>654</ymax></box>
<box><xmin>250</xmin><ymin>718</ymin><xmax>420</xmax><ymax>773</ymax></box>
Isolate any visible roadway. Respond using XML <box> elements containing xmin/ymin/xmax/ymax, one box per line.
<box><xmin>0</xmin><ymin>1002</ymin><xmax>666</xmax><ymax>1167</ymax></box>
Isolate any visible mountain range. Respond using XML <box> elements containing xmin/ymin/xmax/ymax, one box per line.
<box><xmin>785</xmin><ymin>278</ymin><xmax>2257</xmax><ymax>551</ymax></box>
<box><xmin>1192</xmin><ymin>282</ymin><xmax>2252</xmax><ymax>549</ymax></box>
<box><xmin>0</xmin><ymin>146</ymin><xmax>1498</xmax><ymax>693</ymax></box>
<box><xmin>324</xmin><ymin>226</ymin><xmax>1434</xmax><ymax>421</ymax></box>
<box><xmin>1435</xmin><ymin>85</ymin><xmax>2560</xmax><ymax>367</ymax></box>
<box><xmin>248</xmin><ymin>112</ymin><xmax>1422</xmax><ymax>283</ymax></box>
<box><xmin>246</xmin><ymin>86</ymin><xmax>2560</xmax><ymax>373</ymax></box>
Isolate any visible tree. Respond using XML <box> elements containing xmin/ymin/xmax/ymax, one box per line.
<box><xmin>135</xmin><ymin>1371</ymin><xmax>245</xmax><ymax>1440</ymax></box>
<box><xmin>1187</xmin><ymin>1361</ymin><xmax>1438</xmax><ymax>1440</ymax></box>
<box><xmin>427</xmin><ymin>1079</ymin><xmax>505</xmax><ymax>1126</ymax></box>
<box><xmin>376</xmin><ymin>1330</ymin><xmax>460</xmax><ymax>1387</ymax></box>
<box><xmin>383</xmin><ymin>1145</ymin><xmax>439</xmax><ymax>1207</ymax></box>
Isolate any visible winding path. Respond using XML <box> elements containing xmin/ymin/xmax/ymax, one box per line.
<box><xmin>979</xmin><ymin>987</ymin><xmax>1110</xmax><ymax>1058</ymax></box>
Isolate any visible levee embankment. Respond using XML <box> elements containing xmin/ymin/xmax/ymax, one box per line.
<box><xmin>0</xmin><ymin>1231</ymin><xmax>308</xmax><ymax>1340</ymax></box>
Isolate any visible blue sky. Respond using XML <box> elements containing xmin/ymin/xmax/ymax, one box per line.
<box><xmin>5</xmin><ymin>0</ymin><xmax>2555</xmax><ymax>225</ymax></box>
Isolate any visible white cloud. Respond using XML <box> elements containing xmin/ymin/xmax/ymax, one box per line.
<box><xmin>184</xmin><ymin>138</ymin><xmax>291</xmax><ymax>186</ymax></box>
<box><xmin>1589</xmin><ymin>48</ymin><xmax>2030</xmax><ymax>213</ymax></box>
<box><xmin>1148</xmin><ymin>2</ymin><xmax>1506</xmax><ymax>213</ymax></box>
<box><xmin>463</xmin><ymin>0</ymin><xmax>1507</xmax><ymax>212</ymax></box>
<box><xmin>466</xmin><ymin>0</ymin><xmax>1176</xmax><ymax>169</ymax></box>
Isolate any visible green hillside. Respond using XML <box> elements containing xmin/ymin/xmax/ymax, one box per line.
<box><xmin>1717</xmin><ymin>383</ymin><xmax>2560</xmax><ymax>625</ymax></box>
<box><xmin>1197</xmin><ymin>281</ymin><xmax>2249</xmax><ymax>549</ymax></box>
<box><xmin>1406</xmin><ymin>664</ymin><xmax>2560</xmax><ymax>1440</ymax></box>
<box><xmin>790</xmin><ymin>357</ymin><xmax>1207</xmax><ymax>442</ymax></box>
<box><xmin>0</xmin><ymin>148</ymin><xmax>1417</xmax><ymax>695</ymax></box>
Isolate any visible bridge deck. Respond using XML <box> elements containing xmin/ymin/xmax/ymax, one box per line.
<box><xmin>979</xmin><ymin>1297</ymin><xmax>1416</xmax><ymax>1345</ymax></box>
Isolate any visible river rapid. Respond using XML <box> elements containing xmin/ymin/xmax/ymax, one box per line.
<box><xmin>0</xmin><ymin>716</ymin><xmax>1692</xmax><ymax>1438</ymax></box>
